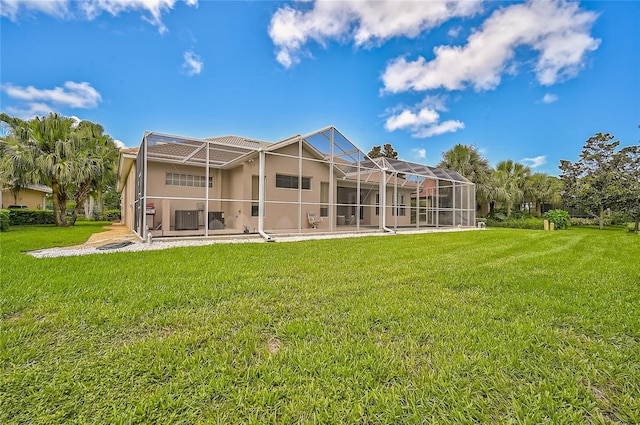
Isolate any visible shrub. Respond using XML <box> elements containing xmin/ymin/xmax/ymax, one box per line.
<box><xmin>571</xmin><ymin>217</ymin><xmax>598</xmax><ymax>226</ymax></box>
<box><xmin>8</xmin><ymin>209</ymin><xmax>55</xmax><ymax>226</ymax></box>
<box><xmin>611</xmin><ymin>213</ymin><xmax>632</xmax><ymax>226</ymax></box>
<box><xmin>492</xmin><ymin>212</ymin><xmax>508</xmax><ymax>222</ymax></box>
<box><xmin>485</xmin><ymin>217</ymin><xmax>544</xmax><ymax>230</ymax></box>
<box><xmin>0</xmin><ymin>210</ymin><xmax>9</xmax><ymax>232</ymax></box>
<box><xmin>543</xmin><ymin>209</ymin><xmax>571</xmax><ymax>230</ymax></box>
<box><xmin>96</xmin><ymin>209</ymin><xmax>121</xmax><ymax>222</ymax></box>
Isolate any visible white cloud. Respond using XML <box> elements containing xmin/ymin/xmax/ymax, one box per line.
<box><xmin>182</xmin><ymin>50</ymin><xmax>204</xmax><ymax>76</ymax></box>
<box><xmin>269</xmin><ymin>0</ymin><xmax>482</xmax><ymax>68</ymax></box>
<box><xmin>385</xmin><ymin>107</ymin><xmax>439</xmax><ymax>132</ymax></box>
<box><xmin>113</xmin><ymin>139</ymin><xmax>126</xmax><ymax>148</ymax></box>
<box><xmin>417</xmin><ymin>95</ymin><xmax>449</xmax><ymax>112</ymax></box>
<box><xmin>69</xmin><ymin>115</ymin><xmax>82</xmax><ymax>128</ymax></box>
<box><xmin>412</xmin><ymin>120</ymin><xmax>465</xmax><ymax>138</ymax></box>
<box><xmin>2</xmin><ymin>81</ymin><xmax>102</xmax><ymax>108</ymax></box>
<box><xmin>0</xmin><ymin>0</ymin><xmax>70</xmax><ymax>20</ymax></box>
<box><xmin>541</xmin><ymin>93</ymin><xmax>558</xmax><ymax>104</ymax></box>
<box><xmin>1</xmin><ymin>0</ymin><xmax>198</xmax><ymax>33</ymax></box>
<box><xmin>381</xmin><ymin>1</ymin><xmax>600</xmax><ymax>93</ymax></box>
<box><xmin>411</xmin><ymin>147</ymin><xmax>427</xmax><ymax>160</ymax></box>
<box><xmin>4</xmin><ymin>102</ymin><xmax>53</xmax><ymax>120</ymax></box>
<box><xmin>2</xmin><ymin>81</ymin><xmax>102</xmax><ymax>119</ymax></box>
<box><xmin>447</xmin><ymin>25</ymin><xmax>462</xmax><ymax>38</ymax></box>
<box><xmin>384</xmin><ymin>94</ymin><xmax>461</xmax><ymax>138</ymax></box>
<box><xmin>521</xmin><ymin>155</ymin><xmax>547</xmax><ymax>168</ymax></box>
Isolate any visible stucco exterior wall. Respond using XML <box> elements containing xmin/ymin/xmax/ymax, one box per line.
<box><xmin>1</xmin><ymin>189</ymin><xmax>47</xmax><ymax>209</ymax></box>
<box><xmin>118</xmin><ymin>133</ymin><xmax>473</xmax><ymax>236</ymax></box>
<box><xmin>145</xmin><ymin>163</ymin><xmax>220</xmax><ymax>231</ymax></box>
<box><xmin>262</xmin><ymin>144</ymin><xmax>332</xmax><ymax>231</ymax></box>
<box><xmin>120</xmin><ymin>163</ymin><xmax>136</xmax><ymax>229</ymax></box>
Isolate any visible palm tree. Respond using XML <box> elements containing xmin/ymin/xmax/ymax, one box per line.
<box><xmin>438</xmin><ymin>144</ymin><xmax>491</xmax><ymax>213</ymax></box>
<box><xmin>1</xmin><ymin>113</ymin><xmax>76</xmax><ymax>225</ymax></box>
<box><xmin>526</xmin><ymin>173</ymin><xmax>562</xmax><ymax>217</ymax></box>
<box><xmin>438</xmin><ymin>144</ymin><xmax>490</xmax><ymax>183</ymax></box>
<box><xmin>67</xmin><ymin>121</ymin><xmax>119</xmax><ymax>225</ymax></box>
<box><xmin>482</xmin><ymin>169</ymin><xmax>509</xmax><ymax>216</ymax></box>
<box><xmin>0</xmin><ymin>113</ymin><xmax>119</xmax><ymax>226</ymax></box>
<box><xmin>495</xmin><ymin>160</ymin><xmax>531</xmax><ymax>217</ymax></box>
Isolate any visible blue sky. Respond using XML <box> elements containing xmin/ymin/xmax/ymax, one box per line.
<box><xmin>1</xmin><ymin>0</ymin><xmax>638</xmax><ymax>175</ymax></box>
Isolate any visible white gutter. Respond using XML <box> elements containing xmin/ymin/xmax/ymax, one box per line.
<box><xmin>380</xmin><ymin>167</ymin><xmax>395</xmax><ymax>234</ymax></box>
<box><xmin>257</xmin><ymin>148</ymin><xmax>273</xmax><ymax>242</ymax></box>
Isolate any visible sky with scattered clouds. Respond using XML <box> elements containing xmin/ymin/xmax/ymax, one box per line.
<box><xmin>1</xmin><ymin>0</ymin><xmax>638</xmax><ymax>175</ymax></box>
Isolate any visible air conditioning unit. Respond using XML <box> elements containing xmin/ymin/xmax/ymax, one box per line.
<box><xmin>175</xmin><ymin>210</ymin><xmax>199</xmax><ymax>230</ymax></box>
<box><xmin>208</xmin><ymin>211</ymin><xmax>225</xmax><ymax>230</ymax></box>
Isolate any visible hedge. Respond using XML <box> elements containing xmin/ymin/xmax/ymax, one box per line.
<box><xmin>8</xmin><ymin>209</ymin><xmax>55</xmax><ymax>225</ymax></box>
<box><xmin>571</xmin><ymin>217</ymin><xmax>612</xmax><ymax>227</ymax></box>
<box><xmin>95</xmin><ymin>209</ymin><xmax>121</xmax><ymax>222</ymax></box>
<box><xmin>485</xmin><ymin>216</ymin><xmax>544</xmax><ymax>230</ymax></box>
<box><xmin>0</xmin><ymin>210</ymin><xmax>9</xmax><ymax>232</ymax></box>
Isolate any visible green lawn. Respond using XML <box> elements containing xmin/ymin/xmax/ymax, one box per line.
<box><xmin>1</xmin><ymin>224</ymin><xmax>639</xmax><ymax>424</ymax></box>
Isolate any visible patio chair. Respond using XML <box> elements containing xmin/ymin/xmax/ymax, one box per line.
<box><xmin>307</xmin><ymin>211</ymin><xmax>323</xmax><ymax>228</ymax></box>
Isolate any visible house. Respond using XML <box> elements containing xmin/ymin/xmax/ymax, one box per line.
<box><xmin>0</xmin><ymin>184</ymin><xmax>52</xmax><ymax>209</ymax></box>
<box><xmin>118</xmin><ymin>126</ymin><xmax>475</xmax><ymax>239</ymax></box>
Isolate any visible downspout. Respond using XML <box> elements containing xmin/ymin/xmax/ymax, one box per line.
<box><xmin>142</xmin><ymin>135</ymin><xmax>148</xmax><ymax>240</ymax></box>
<box><xmin>205</xmin><ymin>139</ymin><xmax>209</xmax><ymax>238</ymax></box>
<box><xmin>257</xmin><ymin>148</ymin><xmax>273</xmax><ymax>241</ymax></box>
<box><xmin>416</xmin><ymin>178</ymin><xmax>421</xmax><ymax>229</ymax></box>
<box><xmin>329</xmin><ymin>128</ymin><xmax>334</xmax><ymax>233</ymax></box>
<box><xmin>380</xmin><ymin>166</ymin><xmax>395</xmax><ymax>234</ymax></box>
<box><xmin>298</xmin><ymin>137</ymin><xmax>302</xmax><ymax>233</ymax></box>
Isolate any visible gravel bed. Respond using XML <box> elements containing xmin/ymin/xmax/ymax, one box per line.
<box><xmin>27</xmin><ymin>238</ymin><xmax>263</xmax><ymax>258</ymax></box>
<box><xmin>27</xmin><ymin>227</ymin><xmax>477</xmax><ymax>258</ymax></box>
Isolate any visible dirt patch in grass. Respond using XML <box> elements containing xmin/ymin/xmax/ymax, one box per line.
<box><xmin>62</xmin><ymin>223</ymin><xmax>140</xmax><ymax>249</ymax></box>
<box><xmin>267</xmin><ymin>338</ymin><xmax>282</xmax><ymax>354</ymax></box>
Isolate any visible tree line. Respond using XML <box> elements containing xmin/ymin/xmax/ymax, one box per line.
<box><xmin>433</xmin><ymin>133</ymin><xmax>639</xmax><ymax>231</ymax></box>
<box><xmin>0</xmin><ymin>112</ymin><xmax>120</xmax><ymax>226</ymax></box>
<box><xmin>2</xmin><ymin>112</ymin><xmax>637</xmax><ymax>231</ymax></box>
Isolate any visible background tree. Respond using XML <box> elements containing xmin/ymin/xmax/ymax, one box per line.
<box><xmin>483</xmin><ymin>170</ymin><xmax>509</xmax><ymax>216</ymax></box>
<box><xmin>368</xmin><ymin>143</ymin><xmax>398</xmax><ymax>159</ymax></box>
<box><xmin>67</xmin><ymin>121</ymin><xmax>119</xmax><ymax>225</ymax></box>
<box><xmin>0</xmin><ymin>129</ymin><xmax>26</xmax><ymax>204</ymax></box>
<box><xmin>559</xmin><ymin>132</ymin><xmax>628</xmax><ymax>230</ymax></box>
<box><xmin>526</xmin><ymin>173</ymin><xmax>562</xmax><ymax>217</ymax></box>
<box><xmin>494</xmin><ymin>160</ymin><xmax>531</xmax><ymax>216</ymax></box>
<box><xmin>1</xmin><ymin>113</ymin><xmax>75</xmax><ymax>225</ymax></box>
<box><xmin>0</xmin><ymin>112</ymin><xmax>119</xmax><ymax>226</ymax></box>
<box><xmin>438</xmin><ymin>144</ymin><xmax>492</xmax><ymax>214</ymax></box>
<box><xmin>615</xmin><ymin>145</ymin><xmax>640</xmax><ymax>232</ymax></box>
<box><xmin>438</xmin><ymin>144</ymin><xmax>490</xmax><ymax>183</ymax></box>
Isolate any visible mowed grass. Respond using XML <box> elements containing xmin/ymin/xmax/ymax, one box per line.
<box><xmin>1</xmin><ymin>224</ymin><xmax>639</xmax><ymax>424</ymax></box>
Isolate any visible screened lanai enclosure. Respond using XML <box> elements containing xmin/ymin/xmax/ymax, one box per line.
<box><xmin>118</xmin><ymin>126</ymin><xmax>475</xmax><ymax>240</ymax></box>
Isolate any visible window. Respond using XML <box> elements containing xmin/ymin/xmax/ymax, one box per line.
<box><xmin>165</xmin><ymin>172</ymin><xmax>212</xmax><ymax>188</ymax></box>
<box><xmin>251</xmin><ymin>175</ymin><xmax>259</xmax><ymax>217</ymax></box>
<box><xmin>276</xmin><ymin>174</ymin><xmax>311</xmax><ymax>190</ymax></box>
<box><xmin>320</xmin><ymin>182</ymin><xmax>329</xmax><ymax>217</ymax></box>
<box><xmin>392</xmin><ymin>194</ymin><xmax>406</xmax><ymax>216</ymax></box>
<box><xmin>375</xmin><ymin>193</ymin><xmax>379</xmax><ymax>216</ymax></box>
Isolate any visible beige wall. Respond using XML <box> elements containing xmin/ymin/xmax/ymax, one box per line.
<box><xmin>145</xmin><ymin>163</ymin><xmax>221</xmax><ymax>231</ymax></box>
<box><xmin>120</xmin><ymin>163</ymin><xmax>136</xmax><ymax>229</ymax></box>
<box><xmin>220</xmin><ymin>165</ymin><xmax>247</xmax><ymax>230</ymax></box>
<box><xmin>119</xmin><ymin>139</ymin><xmax>439</xmax><ymax>234</ymax></box>
<box><xmin>1</xmin><ymin>189</ymin><xmax>47</xmax><ymax>209</ymax></box>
